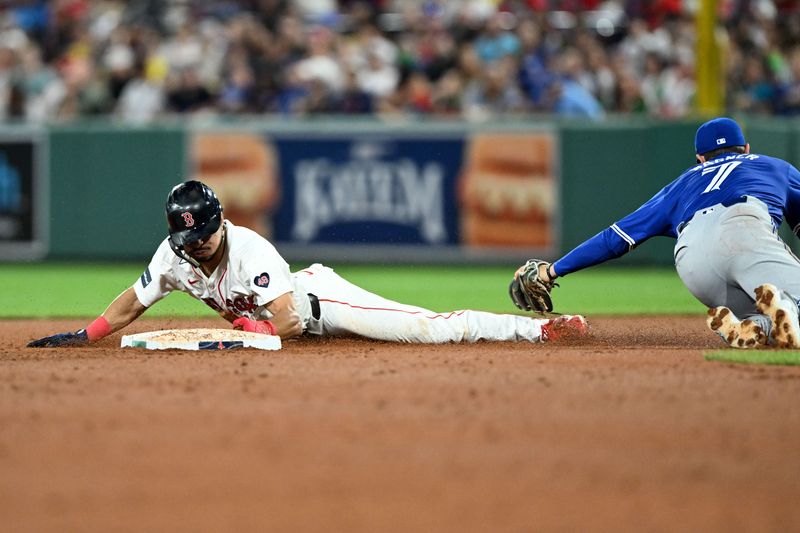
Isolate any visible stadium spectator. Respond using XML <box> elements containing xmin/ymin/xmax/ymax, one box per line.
<box><xmin>0</xmin><ymin>0</ymin><xmax>798</xmax><ymax>122</ymax></box>
<box><xmin>731</xmin><ymin>55</ymin><xmax>777</xmax><ymax>114</ymax></box>
<box><xmin>165</xmin><ymin>67</ymin><xmax>214</xmax><ymax>113</ymax></box>
<box><xmin>402</xmin><ymin>71</ymin><xmax>435</xmax><ymax>113</ymax></box>
<box><xmin>0</xmin><ymin>46</ymin><xmax>17</xmax><ymax>120</ymax></box>
<box><xmin>551</xmin><ymin>46</ymin><xmax>605</xmax><ymax>119</ymax></box>
<box><xmin>355</xmin><ymin>49</ymin><xmax>399</xmax><ymax>98</ymax></box>
<box><xmin>777</xmin><ymin>46</ymin><xmax>800</xmax><ymax>114</ymax></box>
<box><xmin>430</xmin><ymin>68</ymin><xmax>464</xmax><ymax>114</ymax></box>
<box><xmin>335</xmin><ymin>69</ymin><xmax>373</xmax><ymax>113</ymax></box>
<box><xmin>474</xmin><ymin>12</ymin><xmax>521</xmax><ymax>64</ymax></box>
<box><xmin>16</xmin><ymin>43</ymin><xmax>66</xmax><ymax>122</ymax></box>
<box><xmin>293</xmin><ymin>25</ymin><xmax>345</xmax><ymax>93</ymax></box>
<box><xmin>116</xmin><ymin>59</ymin><xmax>167</xmax><ymax>123</ymax></box>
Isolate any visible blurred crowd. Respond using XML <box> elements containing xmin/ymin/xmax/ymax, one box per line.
<box><xmin>1</xmin><ymin>0</ymin><xmax>800</xmax><ymax>123</ymax></box>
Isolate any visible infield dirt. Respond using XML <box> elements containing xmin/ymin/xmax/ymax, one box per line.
<box><xmin>2</xmin><ymin>316</ymin><xmax>799</xmax><ymax>532</ymax></box>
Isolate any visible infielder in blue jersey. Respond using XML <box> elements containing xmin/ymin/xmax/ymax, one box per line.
<box><xmin>509</xmin><ymin>117</ymin><xmax>800</xmax><ymax>349</ymax></box>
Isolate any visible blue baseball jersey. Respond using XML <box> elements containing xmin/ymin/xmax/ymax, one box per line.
<box><xmin>554</xmin><ymin>152</ymin><xmax>800</xmax><ymax>276</ymax></box>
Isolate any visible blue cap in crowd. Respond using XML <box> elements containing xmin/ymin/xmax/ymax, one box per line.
<box><xmin>694</xmin><ymin>117</ymin><xmax>747</xmax><ymax>155</ymax></box>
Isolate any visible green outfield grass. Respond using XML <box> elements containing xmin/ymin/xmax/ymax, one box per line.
<box><xmin>0</xmin><ymin>262</ymin><xmax>703</xmax><ymax>319</ymax></box>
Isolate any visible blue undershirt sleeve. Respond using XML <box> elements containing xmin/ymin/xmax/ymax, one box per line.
<box><xmin>553</xmin><ymin>182</ymin><xmax>678</xmax><ymax>277</ymax></box>
<box><xmin>553</xmin><ymin>228</ymin><xmax>630</xmax><ymax>276</ymax></box>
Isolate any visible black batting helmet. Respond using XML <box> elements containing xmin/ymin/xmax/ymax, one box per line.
<box><xmin>165</xmin><ymin>181</ymin><xmax>223</xmax><ymax>263</ymax></box>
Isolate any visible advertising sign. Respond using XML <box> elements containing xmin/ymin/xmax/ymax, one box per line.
<box><xmin>0</xmin><ymin>133</ymin><xmax>46</xmax><ymax>259</ymax></box>
<box><xmin>273</xmin><ymin>136</ymin><xmax>463</xmax><ymax>245</ymax></box>
<box><xmin>458</xmin><ymin>133</ymin><xmax>557</xmax><ymax>249</ymax></box>
<box><xmin>191</xmin><ymin>132</ymin><xmax>281</xmax><ymax>239</ymax></box>
<box><xmin>191</xmin><ymin>129</ymin><xmax>557</xmax><ymax>262</ymax></box>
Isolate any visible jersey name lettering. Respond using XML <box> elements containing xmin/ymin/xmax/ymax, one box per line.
<box><xmin>691</xmin><ymin>153</ymin><xmax>759</xmax><ymax>172</ymax></box>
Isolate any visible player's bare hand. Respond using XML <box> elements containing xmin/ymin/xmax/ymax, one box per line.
<box><xmin>27</xmin><ymin>330</ymin><xmax>89</xmax><ymax>348</ymax></box>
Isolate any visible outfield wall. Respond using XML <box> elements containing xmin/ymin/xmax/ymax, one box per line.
<box><xmin>2</xmin><ymin>117</ymin><xmax>798</xmax><ymax>265</ymax></box>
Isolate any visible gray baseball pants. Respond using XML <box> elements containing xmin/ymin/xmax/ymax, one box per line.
<box><xmin>674</xmin><ymin>196</ymin><xmax>800</xmax><ymax>334</ymax></box>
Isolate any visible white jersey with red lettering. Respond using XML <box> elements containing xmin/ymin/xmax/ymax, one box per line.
<box><xmin>134</xmin><ymin>220</ymin><xmax>313</xmax><ymax>324</ymax></box>
<box><xmin>134</xmin><ymin>220</ymin><xmax>559</xmax><ymax>343</ymax></box>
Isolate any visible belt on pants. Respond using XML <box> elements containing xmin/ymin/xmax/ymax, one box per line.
<box><xmin>308</xmin><ymin>293</ymin><xmax>321</xmax><ymax>320</ymax></box>
<box><xmin>676</xmin><ymin>195</ymin><xmax>749</xmax><ymax>235</ymax></box>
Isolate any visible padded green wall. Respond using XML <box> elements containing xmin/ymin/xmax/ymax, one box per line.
<box><xmin>41</xmin><ymin>119</ymin><xmax>800</xmax><ymax>263</ymax></box>
<box><xmin>48</xmin><ymin>125</ymin><xmax>184</xmax><ymax>258</ymax></box>
<box><xmin>559</xmin><ymin>120</ymin><xmax>698</xmax><ymax>266</ymax></box>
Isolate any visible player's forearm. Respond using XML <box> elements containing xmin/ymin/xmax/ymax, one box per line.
<box><xmin>37</xmin><ymin>287</ymin><xmax>147</xmax><ymax>346</ymax></box>
<box><xmin>27</xmin><ymin>287</ymin><xmax>146</xmax><ymax>348</ymax></box>
<box><xmin>231</xmin><ymin>311</ymin><xmax>302</xmax><ymax>339</ymax></box>
<box><xmin>99</xmin><ymin>287</ymin><xmax>148</xmax><ymax>335</ymax></box>
<box><xmin>264</xmin><ymin>292</ymin><xmax>303</xmax><ymax>338</ymax></box>
<box><xmin>268</xmin><ymin>308</ymin><xmax>303</xmax><ymax>339</ymax></box>
<box><xmin>233</xmin><ymin>292</ymin><xmax>303</xmax><ymax>339</ymax></box>
<box><xmin>553</xmin><ymin>227</ymin><xmax>631</xmax><ymax>277</ymax></box>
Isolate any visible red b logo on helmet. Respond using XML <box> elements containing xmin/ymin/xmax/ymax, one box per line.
<box><xmin>181</xmin><ymin>212</ymin><xmax>195</xmax><ymax>227</ymax></box>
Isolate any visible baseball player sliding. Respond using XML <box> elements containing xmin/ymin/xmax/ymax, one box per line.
<box><xmin>28</xmin><ymin>181</ymin><xmax>587</xmax><ymax>348</ymax></box>
<box><xmin>510</xmin><ymin>117</ymin><xmax>800</xmax><ymax>349</ymax></box>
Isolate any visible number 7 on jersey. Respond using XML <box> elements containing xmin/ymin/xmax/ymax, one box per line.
<box><xmin>702</xmin><ymin>161</ymin><xmax>741</xmax><ymax>194</ymax></box>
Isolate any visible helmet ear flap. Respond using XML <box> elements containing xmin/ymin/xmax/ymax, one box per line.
<box><xmin>168</xmin><ymin>234</ymin><xmax>201</xmax><ymax>268</ymax></box>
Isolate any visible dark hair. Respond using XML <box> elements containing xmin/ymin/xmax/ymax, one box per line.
<box><xmin>699</xmin><ymin>145</ymin><xmax>747</xmax><ymax>160</ymax></box>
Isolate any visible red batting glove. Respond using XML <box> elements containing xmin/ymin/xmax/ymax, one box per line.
<box><xmin>232</xmin><ymin>317</ymin><xmax>277</xmax><ymax>335</ymax></box>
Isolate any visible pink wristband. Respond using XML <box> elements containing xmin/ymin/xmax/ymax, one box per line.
<box><xmin>85</xmin><ymin>316</ymin><xmax>112</xmax><ymax>341</ymax></box>
<box><xmin>262</xmin><ymin>320</ymin><xmax>277</xmax><ymax>336</ymax></box>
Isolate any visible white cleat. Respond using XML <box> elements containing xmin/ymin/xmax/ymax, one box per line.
<box><xmin>706</xmin><ymin>306</ymin><xmax>767</xmax><ymax>349</ymax></box>
<box><xmin>755</xmin><ymin>284</ymin><xmax>800</xmax><ymax>349</ymax></box>
<box><xmin>541</xmin><ymin>315</ymin><xmax>588</xmax><ymax>342</ymax></box>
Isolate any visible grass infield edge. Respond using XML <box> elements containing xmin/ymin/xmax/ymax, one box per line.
<box><xmin>704</xmin><ymin>350</ymin><xmax>800</xmax><ymax>366</ymax></box>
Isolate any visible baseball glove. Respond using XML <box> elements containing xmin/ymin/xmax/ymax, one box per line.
<box><xmin>509</xmin><ymin>259</ymin><xmax>558</xmax><ymax>313</ymax></box>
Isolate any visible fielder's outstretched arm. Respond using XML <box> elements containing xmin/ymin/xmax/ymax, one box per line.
<box><xmin>509</xmin><ymin>182</ymin><xmax>679</xmax><ymax>311</ymax></box>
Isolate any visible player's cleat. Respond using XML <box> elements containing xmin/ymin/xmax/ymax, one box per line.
<box><xmin>706</xmin><ymin>306</ymin><xmax>767</xmax><ymax>349</ymax></box>
<box><xmin>755</xmin><ymin>283</ymin><xmax>800</xmax><ymax>349</ymax></box>
<box><xmin>541</xmin><ymin>315</ymin><xmax>588</xmax><ymax>342</ymax></box>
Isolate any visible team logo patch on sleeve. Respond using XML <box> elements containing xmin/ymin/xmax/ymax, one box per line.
<box><xmin>254</xmin><ymin>272</ymin><xmax>270</xmax><ymax>288</ymax></box>
<box><xmin>140</xmin><ymin>267</ymin><xmax>152</xmax><ymax>288</ymax></box>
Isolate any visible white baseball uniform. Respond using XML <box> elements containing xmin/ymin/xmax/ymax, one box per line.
<box><xmin>134</xmin><ymin>220</ymin><xmax>552</xmax><ymax>343</ymax></box>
